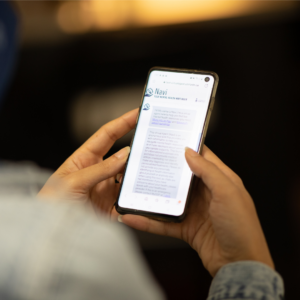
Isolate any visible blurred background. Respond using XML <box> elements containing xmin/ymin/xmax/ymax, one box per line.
<box><xmin>1</xmin><ymin>1</ymin><xmax>300</xmax><ymax>299</ymax></box>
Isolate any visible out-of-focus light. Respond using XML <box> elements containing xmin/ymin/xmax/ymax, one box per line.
<box><xmin>83</xmin><ymin>1</ymin><xmax>133</xmax><ymax>30</ymax></box>
<box><xmin>134</xmin><ymin>0</ymin><xmax>255</xmax><ymax>26</ymax></box>
<box><xmin>57</xmin><ymin>0</ymin><xmax>133</xmax><ymax>34</ymax></box>
<box><xmin>57</xmin><ymin>2</ymin><xmax>93</xmax><ymax>33</ymax></box>
<box><xmin>56</xmin><ymin>0</ymin><xmax>297</xmax><ymax>34</ymax></box>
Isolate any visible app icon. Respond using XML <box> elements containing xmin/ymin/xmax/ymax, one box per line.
<box><xmin>145</xmin><ymin>88</ymin><xmax>153</xmax><ymax>97</ymax></box>
<box><xmin>143</xmin><ymin>103</ymin><xmax>150</xmax><ymax>111</ymax></box>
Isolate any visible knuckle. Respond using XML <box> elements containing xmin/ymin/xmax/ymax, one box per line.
<box><xmin>102</xmin><ymin>123</ymin><xmax>119</xmax><ymax>142</ymax></box>
<box><xmin>216</xmin><ymin>184</ymin><xmax>239</xmax><ymax>200</ymax></box>
<box><xmin>62</xmin><ymin>176</ymin><xmax>77</xmax><ymax>190</ymax></box>
<box><xmin>234</xmin><ymin>174</ymin><xmax>244</xmax><ymax>186</ymax></box>
<box><xmin>227</xmin><ymin>170</ymin><xmax>244</xmax><ymax>187</ymax></box>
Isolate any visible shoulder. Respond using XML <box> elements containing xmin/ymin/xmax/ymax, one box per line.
<box><xmin>0</xmin><ymin>200</ymin><xmax>165</xmax><ymax>300</ymax></box>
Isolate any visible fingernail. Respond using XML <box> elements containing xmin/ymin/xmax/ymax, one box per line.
<box><xmin>116</xmin><ymin>173</ymin><xmax>122</xmax><ymax>183</ymax></box>
<box><xmin>115</xmin><ymin>146</ymin><xmax>130</xmax><ymax>160</ymax></box>
<box><xmin>118</xmin><ymin>215</ymin><xmax>123</xmax><ymax>223</ymax></box>
<box><xmin>185</xmin><ymin>147</ymin><xmax>199</xmax><ymax>157</ymax></box>
<box><xmin>119</xmin><ymin>175</ymin><xmax>123</xmax><ymax>184</ymax></box>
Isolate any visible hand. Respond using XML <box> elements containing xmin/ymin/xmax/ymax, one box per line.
<box><xmin>38</xmin><ymin>108</ymin><xmax>138</xmax><ymax>218</ymax></box>
<box><xmin>120</xmin><ymin>146</ymin><xmax>274</xmax><ymax>276</ymax></box>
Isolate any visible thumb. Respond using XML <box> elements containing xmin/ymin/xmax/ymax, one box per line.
<box><xmin>185</xmin><ymin>147</ymin><xmax>234</xmax><ymax>196</ymax></box>
<box><xmin>67</xmin><ymin>146</ymin><xmax>130</xmax><ymax>192</ymax></box>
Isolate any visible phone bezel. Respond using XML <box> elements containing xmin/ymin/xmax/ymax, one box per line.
<box><xmin>115</xmin><ymin>66</ymin><xmax>219</xmax><ymax>223</ymax></box>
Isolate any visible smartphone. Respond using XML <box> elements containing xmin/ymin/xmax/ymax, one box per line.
<box><xmin>116</xmin><ymin>67</ymin><xmax>218</xmax><ymax>222</ymax></box>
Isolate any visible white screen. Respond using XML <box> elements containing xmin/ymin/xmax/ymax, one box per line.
<box><xmin>118</xmin><ymin>70</ymin><xmax>215</xmax><ymax>216</ymax></box>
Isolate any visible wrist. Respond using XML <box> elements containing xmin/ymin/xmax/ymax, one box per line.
<box><xmin>197</xmin><ymin>246</ymin><xmax>275</xmax><ymax>277</ymax></box>
<box><xmin>219</xmin><ymin>251</ymin><xmax>275</xmax><ymax>274</ymax></box>
<box><xmin>227</xmin><ymin>245</ymin><xmax>275</xmax><ymax>271</ymax></box>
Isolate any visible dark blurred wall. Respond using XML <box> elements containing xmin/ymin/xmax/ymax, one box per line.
<box><xmin>0</xmin><ymin>10</ymin><xmax>300</xmax><ymax>299</ymax></box>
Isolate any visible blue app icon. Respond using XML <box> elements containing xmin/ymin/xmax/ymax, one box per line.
<box><xmin>143</xmin><ymin>103</ymin><xmax>150</xmax><ymax>110</ymax></box>
<box><xmin>145</xmin><ymin>88</ymin><xmax>153</xmax><ymax>97</ymax></box>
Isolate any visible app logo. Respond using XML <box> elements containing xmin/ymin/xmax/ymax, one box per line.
<box><xmin>145</xmin><ymin>88</ymin><xmax>153</xmax><ymax>97</ymax></box>
<box><xmin>155</xmin><ymin>88</ymin><xmax>167</xmax><ymax>96</ymax></box>
<box><xmin>143</xmin><ymin>103</ymin><xmax>150</xmax><ymax>110</ymax></box>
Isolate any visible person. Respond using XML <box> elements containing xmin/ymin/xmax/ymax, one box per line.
<box><xmin>37</xmin><ymin>108</ymin><xmax>284</xmax><ymax>300</ymax></box>
<box><xmin>0</xmin><ymin>2</ymin><xmax>284</xmax><ymax>299</ymax></box>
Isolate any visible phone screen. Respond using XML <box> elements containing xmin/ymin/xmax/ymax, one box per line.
<box><xmin>118</xmin><ymin>69</ymin><xmax>215</xmax><ymax>217</ymax></box>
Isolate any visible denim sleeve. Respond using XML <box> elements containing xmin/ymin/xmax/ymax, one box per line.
<box><xmin>207</xmin><ymin>261</ymin><xmax>284</xmax><ymax>300</ymax></box>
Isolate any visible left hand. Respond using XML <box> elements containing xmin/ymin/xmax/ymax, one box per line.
<box><xmin>38</xmin><ymin>108</ymin><xmax>138</xmax><ymax>218</ymax></box>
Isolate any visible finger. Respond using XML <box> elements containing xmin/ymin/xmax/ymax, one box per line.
<box><xmin>78</xmin><ymin>108</ymin><xmax>138</xmax><ymax>157</ymax></box>
<box><xmin>185</xmin><ymin>147</ymin><xmax>238</xmax><ymax>198</ymax></box>
<box><xmin>92</xmin><ymin>176</ymin><xmax>118</xmax><ymax>213</ymax></box>
<box><xmin>120</xmin><ymin>214</ymin><xmax>182</xmax><ymax>239</ymax></box>
<box><xmin>112</xmin><ymin>175</ymin><xmax>122</xmax><ymax>200</ymax></box>
<box><xmin>111</xmin><ymin>207</ymin><xmax>120</xmax><ymax>221</ymax></box>
<box><xmin>67</xmin><ymin>147</ymin><xmax>130</xmax><ymax>193</ymax></box>
<box><xmin>114</xmin><ymin>163</ymin><xmax>125</xmax><ymax>183</ymax></box>
<box><xmin>115</xmin><ymin>173</ymin><xmax>122</xmax><ymax>183</ymax></box>
<box><xmin>201</xmin><ymin>145</ymin><xmax>243</xmax><ymax>187</ymax></box>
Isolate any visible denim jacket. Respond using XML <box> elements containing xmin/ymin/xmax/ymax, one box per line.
<box><xmin>208</xmin><ymin>261</ymin><xmax>284</xmax><ymax>300</ymax></box>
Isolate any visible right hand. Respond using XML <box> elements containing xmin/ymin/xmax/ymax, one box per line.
<box><xmin>120</xmin><ymin>146</ymin><xmax>274</xmax><ymax>276</ymax></box>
